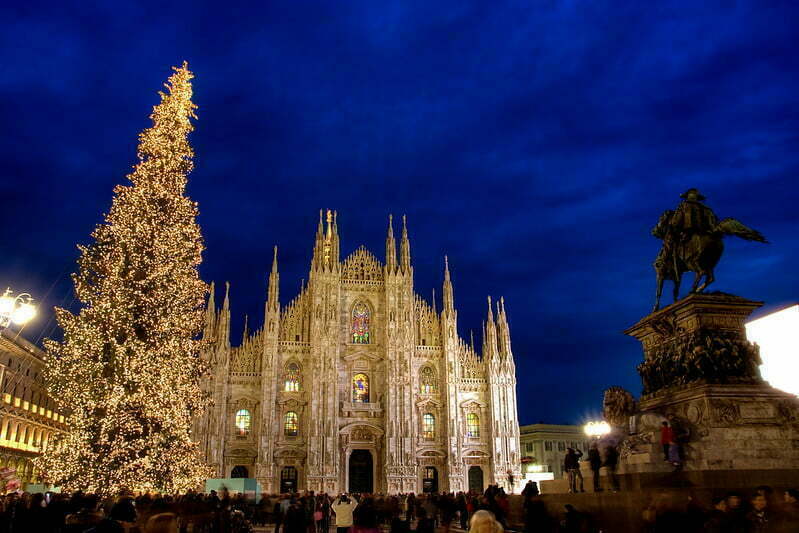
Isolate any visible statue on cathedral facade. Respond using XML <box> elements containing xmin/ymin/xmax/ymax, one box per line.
<box><xmin>651</xmin><ymin>188</ymin><xmax>768</xmax><ymax>311</ymax></box>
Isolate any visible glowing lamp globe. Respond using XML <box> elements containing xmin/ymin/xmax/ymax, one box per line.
<box><xmin>11</xmin><ymin>302</ymin><xmax>37</xmax><ymax>325</ymax></box>
<box><xmin>584</xmin><ymin>420</ymin><xmax>611</xmax><ymax>438</ymax></box>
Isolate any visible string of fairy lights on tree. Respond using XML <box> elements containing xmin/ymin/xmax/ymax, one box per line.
<box><xmin>34</xmin><ymin>62</ymin><xmax>213</xmax><ymax>494</ymax></box>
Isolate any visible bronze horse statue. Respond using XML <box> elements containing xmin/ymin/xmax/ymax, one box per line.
<box><xmin>652</xmin><ymin>209</ymin><xmax>768</xmax><ymax>311</ymax></box>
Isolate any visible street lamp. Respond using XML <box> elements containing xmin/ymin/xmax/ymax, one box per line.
<box><xmin>584</xmin><ymin>420</ymin><xmax>611</xmax><ymax>439</ymax></box>
<box><xmin>0</xmin><ymin>288</ymin><xmax>37</xmax><ymax>331</ymax></box>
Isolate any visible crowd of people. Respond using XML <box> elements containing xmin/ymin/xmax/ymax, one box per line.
<box><xmin>562</xmin><ymin>442</ymin><xmax>620</xmax><ymax>494</ymax></box>
<box><xmin>0</xmin><ymin>485</ymin><xmax>514</xmax><ymax>533</ymax></box>
<box><xmin>639</xmin><ymin>487</ymin><xmax>799</xmax><ymax>533</ymax></box>
<box><xmin>2</xmin><ymin>482</ymin><xmax>797</xmax><ymax>532</ymax></box>
<box><xmin>518</xmin><ymin>480</ymin><xmax>799</xmax><ymax>532</ymax></box>
<box><xmin>562</xmin><ymin>421</ymin><xmax>688</xmax><ymax>495</ymax></box>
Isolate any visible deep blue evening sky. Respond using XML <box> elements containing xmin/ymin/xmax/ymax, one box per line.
<box><xmin>1</xmin><ymin>2</ymin><xmax>797</xmax><ymax>424</ymax></box>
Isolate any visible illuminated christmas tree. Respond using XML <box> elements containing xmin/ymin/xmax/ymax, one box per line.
<box><xmin>36</xmin><ymin>63</ymin><xmax>213</xmax><ymax>494</ymax></box>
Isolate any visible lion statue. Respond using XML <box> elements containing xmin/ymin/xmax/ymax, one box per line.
<box><xmin>603</xmin><ymin>386</ymin><xmax>637</xmax><ymax>428</ymax></box>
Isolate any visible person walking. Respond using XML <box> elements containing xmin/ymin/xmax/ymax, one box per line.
<box><xmin>587</xmin><ymin>442</ymin><xmax>602</xmax><ymax>492</ymax></box>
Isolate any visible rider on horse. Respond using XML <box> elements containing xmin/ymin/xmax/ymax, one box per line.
<box><xmin>651</xmin><ymin>188</ymin><xmax>767</xmax><ymax>310</ymax></box>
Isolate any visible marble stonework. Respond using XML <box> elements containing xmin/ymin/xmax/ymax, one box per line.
<box><xmin>191</xmin><ymin>211</ymin><xmax>522</xmax><ymax>494</ymax></box>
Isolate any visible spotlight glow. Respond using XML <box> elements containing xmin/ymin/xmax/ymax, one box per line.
<box><xmin>746</xmin><ymin>304</ymin><xmax>799</xmax><ymax>396</ymax></box>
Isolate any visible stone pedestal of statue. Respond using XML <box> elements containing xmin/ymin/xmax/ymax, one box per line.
<box><xmin>617</xmin><ymin>292</ymin><xmax>799</xmax><ymax>487</ymax></box>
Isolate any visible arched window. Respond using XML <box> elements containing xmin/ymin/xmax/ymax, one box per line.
<box><xmin>352</xmin><ymin>373</ymin><xmax>370</xmax><ymax>403</ymax></box>
<box><xmin>284</xmin><ymin>362</ymin><xmax>301</xmax><ymax>392</ymax></box>
<box><xmin>467</xmin><ymin>413</ymin><xmax>480</xmax><ymax>437</ymax></box>
<box><xmin>284</xmin><ymin>411</ymin><xmax>299</xmax><ymax>437</ymax></box>
<box><xmin>422</xmin><ymin>413</ymin><xmax>435</xmax><ymax>440</ymax></box>
<box><xmin>351</xmin><ymin>303</ymin><xmax>370</xmax><ymax>344</ymax></box>
<box><xmin>419</xmin><ymin>366</ymin><xmax>437</xmax><ymax>394</ymax></box>
<box><xmin>235</xmin><ymin>409</ymin><xmax>251</xmax><ymax>436</ymax></box>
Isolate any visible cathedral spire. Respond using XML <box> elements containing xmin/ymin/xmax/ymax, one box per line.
<box><xmin>203</xmin><ymin>281</ymin><xmax>217</xmax><ymax>340</ymax></box>
<box><xmin>311</xmin><ymin>209</ymin><xmax>339</xmax><ymax>272</ymax></box>
<box><xmin>497</xmin><ymin>296</ymin><xmax>512</xmax><ymax>360</ymax></box>
<box><xmin>431</xmin><ymin>288</ymin><xmax>437</xmax><ymax>314</ymax></box>
<box><xmin>312</xmin><ymin>209</ymin><xmax>324</xmax><ymax>271</ymax></box>
<box><xmin>400</xmin><ymin>214</ymin><xmax>411</xmax><ymax>273</ymax></box>
<box><xmin>484</xmin><ymin>295</ymin><xmax>498</xmax><ymax>361</ymax></box>
<box><xmin>242</xmin><ymin>314</ymin><xmax>249</xmax><ymax>343</ymax></box>
<box><xmin>385</xmin><ymin>214</ymin><xmax>397</xmax><ymax>273</ymax></box>
<box><xmin>332</xmin><ymin>210</ymin><xmax>340</xmax><ymax>268</ymax></box>
<box><xmin>267</xmin><ymin>245</ymin><xmax>280</xmax><ymax>314</ymax></box>
<box><xmin>217</xmin><ymin>281</ymin><xmax>231</xmax><ymax>348</ymax></box>
<box><xmin>442</xmin><ymin>256</ymin><xmax>455</xmax><ymax>316</ymax></box>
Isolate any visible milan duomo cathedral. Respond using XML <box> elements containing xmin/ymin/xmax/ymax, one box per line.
<box><xmin>193</xmin><ymin>210</ymin><xmax>522</xmax><ymax>494</ymax></box>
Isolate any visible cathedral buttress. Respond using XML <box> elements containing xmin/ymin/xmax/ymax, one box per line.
<box><xmin>440</xmin><ymin>257</ymin><xmax>465</xmax><ymax>492</ymax></box>
<box><xmin>257</xmin><ymin>247</ymin><xmax>281</xmax><ymax>490</ymax></box>
<box><xmin>384</xmin><ymin>214</ymin><xmax>416</xmax><ymax>493</ymax></box>
<box><xmin>306</xmin><ymin>209</ymin><xmax>341</xmax><ymax>492</ymax></box>
<box><xmin>485</xmin><ymin>296</ymin><xmax>522</xmax><ymax>491</ymax></box>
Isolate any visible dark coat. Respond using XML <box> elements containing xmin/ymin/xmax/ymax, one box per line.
<box><xmin>587</xmin><ymin>448</ymin><xmax>601</xmax><ymax>470</ymax></box>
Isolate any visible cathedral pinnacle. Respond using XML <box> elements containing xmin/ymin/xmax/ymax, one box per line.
<box><xmin>442</xmin><ymin>255</ymin><xmax>455</xmax><ymax>315</ymax></box>
<box><xmin>203</xmin><ymin>281</ymin><xmax>217</xmax><ymax>340</ymax></box>
<box><xmin>222</xmin><ymin>281</ymin><xmax>230</xmax><ymax>312</ymax></box>
<box><xmin>267</xmin><ymin>245</ymin><xmax>280</xmax><ymax>314</ymax></box>
<box><xmin>385</xmin><ymin>214</ymin><xmax>397</xmax><ymax>272</ymax></box>
<box><xmin>400</xmin><ymin>214</ymin><xmax>411</xmax><ymax>272</ymax></box>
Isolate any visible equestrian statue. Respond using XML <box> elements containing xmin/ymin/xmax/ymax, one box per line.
<box><xmin>652</xmin><ymin>188</ymin><xmax>768</xmax><ymax>311</ymax></box>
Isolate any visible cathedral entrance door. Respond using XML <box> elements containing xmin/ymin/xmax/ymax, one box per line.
<box><xmin>231</xmin><ymin>465</ymin><xmax>248</xmax><ymax>478</ymax></box>
<box><xmin>422</xmin><ymin>466</ymin><xmax>438</xmax><ymax>493</ymax></box>
<box><xmin>280</xmin><ymin>466</ymin><xmax>297</xmax><ymax>493</ymax></box>
<box><xmin>348</xmin><ymin>449</ymin><xmax>373</xmax><ymax>493</ymax></box>
<box><xmin>468</xmin><ymin>466</ymin><xmax>483</xmax><ymax>492</ymax></box>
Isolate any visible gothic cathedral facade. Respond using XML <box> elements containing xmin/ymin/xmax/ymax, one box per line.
<box><xmin>193</xmin><ymin>211</ymin><xmax>522</xmax><ymax>494</ymax></box>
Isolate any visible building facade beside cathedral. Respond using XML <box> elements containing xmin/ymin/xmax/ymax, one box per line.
<box><xmin>193</xmin><ymin>211</ymin><xmax>522</xmax><ymax>494</ymax></box>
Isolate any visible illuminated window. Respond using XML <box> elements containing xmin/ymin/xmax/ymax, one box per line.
<box><xmin>284</xmin><ymin>411</ymin><xmax>299</xmax><ymax>437</ymax></box>
<box><xmin>467</xmin><ymin>413</ymin><xmax>480</xmax><ymax>437</ymax></box>
<box><xmin>284</xmin><ymin>362</ymin><xmax>301</xmax><ymax>392</ymax></box>
<box><xmin>351</xmin><ymin>303</ymin><xmax>370</xmax><ymax>344</ymax></box>
<box><xmin>419</xmin><ymin>366</ymin><xmax>437</xmax><ymax>394</ymax></box>
<box><xmin>235</xmin><ymin>409</ymin><xmax>251</xmax><ymax>436</ymax></box>
<box><xmin>352</xmin><ymin>373</ymin><xmax>370</xmax><ymax>403</ymax></box>
<box><xmin>422</xmin><ymin>413</ymin><xmax>435</xmax><ymax>440</ymax></box>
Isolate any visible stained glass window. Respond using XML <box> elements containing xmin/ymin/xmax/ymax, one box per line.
<box><xmin>284</xmin><ymin>411</ymin><xmax>299</xmax><ymax>437</ymax></box>
<box><xmin>284</xmin><ymin>362</ymin><xmax>300</xmax><ymax>392</ymax></box>
<box><xmin>420</xmin><ymin>366</ymin><xmax>437</xmax><ymax>394</ymax></box>
<box><xmin>467</xmin><ymin>413</ymin><xmax>480</xmax><ymax>437</ymax></box>
<box><xmin>352</xmin><ymin>373</ymin><xmax>370</xmax><ymax>403</ymax></box>
<box><xmin>351</xmin><ymin>303</ymin><xmax>370</xmax><ymax>344</ymax></box>
<box><xmin>422</xmin><ymin>413</ymin><xmax>435</xmax><ymax>440</ymax></box>
<box><xmin>235</xmin><ymin>409</ymin><xmax>251</xmax><ymax>436</ymax></box>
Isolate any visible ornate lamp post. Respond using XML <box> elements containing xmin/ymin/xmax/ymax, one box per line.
<box><xmin>0</xmin><ymin>288</ymin><xmax>37</xmax><ymax>331</ymax></box>
<box><xmin>583</xmin><ymin>421</ymin><xmax>611</xmax><ymax>440</ymax></box>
